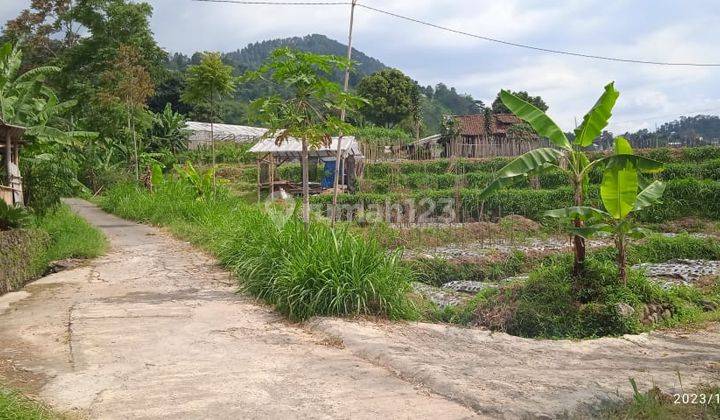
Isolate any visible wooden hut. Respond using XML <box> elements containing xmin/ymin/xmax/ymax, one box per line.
<box><xmin>0</xmin><ymin>121</ymin><xmax>26</xmax><ymax>206</ymax></box>
<box><xmin>249</xmin><ymin>136</ymin><xmax>364</xmax><ymax>199</ymax></box>
<box><xmin>451</xmin><ymin>113</ymin><xmax>543</xmax><ymax>158</ymax></box>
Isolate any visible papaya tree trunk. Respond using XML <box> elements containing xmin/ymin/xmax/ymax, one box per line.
<box><xmin>572</xmin><ymin>177</ymin><xmax>586</xmax><ymax>277</ymax></box>
<box><xmin>301</xmin><ymin>138</ymin><xmax>310</xmax><ymax>225</ymax></box>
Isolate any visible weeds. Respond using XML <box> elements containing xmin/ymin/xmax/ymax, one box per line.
<box><xmin>0</xmin><ymin>386</ymin><xmax>59</xmax><ymax>420</ymax></box>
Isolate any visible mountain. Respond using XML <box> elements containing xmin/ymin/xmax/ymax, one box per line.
<box><xmin>161</xmin><ymin>34</ymin><xmax>482</xmax><ymax>135</ymax></box>
<box><xmin>224</xmin><ymin>34</ymin><xmax>386</xmax><ymax>87</ymax></box>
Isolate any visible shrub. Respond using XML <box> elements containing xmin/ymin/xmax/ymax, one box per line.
<box><xmin>473</xmin><ymin>235</ymin><xmax>720</xmax><ymax>338</ymax></box>
<box><xmin>478</xmin><ymin>257</ymin><xmax>651</xmax><ymax>338</ymax></box>
<box><xmin>0</xmin><ymin>201</ymin><xmax>31</xmax><ymax>231</ymax></box>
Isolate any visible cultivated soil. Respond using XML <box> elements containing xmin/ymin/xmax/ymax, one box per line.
<box><xmin>0</xmin><ymin>199</ymin><xmax>718</xmax><ymax>419</ymax></box>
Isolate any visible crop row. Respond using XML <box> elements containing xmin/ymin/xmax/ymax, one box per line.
<box><xmin>364</xmin><ymin>146</ymin><xmax>720</xmax><ymax>179</ymax></box>
<box><xmin>310</xmin><ymin>178</ymin><xmax>720</xmax><ymax>223</ymax></box>
<box><xmin>359</xmin><ymin>159</ymin><xmax>720</xmax><ymax>194</ymax></box>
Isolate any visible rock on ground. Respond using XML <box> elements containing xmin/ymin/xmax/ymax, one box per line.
<box><xmin>310</xmin><ymin>318</ymin><xmax>720</xmax><ymax>418</ymax></box>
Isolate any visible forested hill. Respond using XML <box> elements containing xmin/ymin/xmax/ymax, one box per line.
<box><xmin>164</xmin><ymin>34</ymin><xmax>481</xmax><ymax>132</ymax></box>
<box><xmin>224</xmin><ymin>34</ymin><xmax>386</xmax><ymax>86</ymax></box>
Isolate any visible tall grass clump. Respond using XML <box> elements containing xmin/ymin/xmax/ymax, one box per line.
<box><xmin>99</xmin><ymin>180</ymin><xmax>417</xmax><ymax>321</ymax></box>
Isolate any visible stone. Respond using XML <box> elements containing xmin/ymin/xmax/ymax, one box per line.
<box><xmin>443</xmin><ymin>280</ymin><xmax>499</xmax><ymax>294</ymax></box>
<box><xmin>701</xmin><ymin>300</ymin><xmax>718</xmax><ymax>312</ymax></box>
<box><xmin>616</xmin><ymin>303</ymin><xmax>635</xmax><ymax>318</ymax></box>
<box><xmin>662</xmin><ymin>309</ymin><xmax>672</xmax><ymax>320</ymax></box>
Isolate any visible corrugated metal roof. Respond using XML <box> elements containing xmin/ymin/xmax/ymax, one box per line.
<box><xmin>249</xmin><ymin>136</ymin><xmax>363</xmax><ymax>159</ymax></box>
<box><xmin>185</xmin><ymin>121</ymin><xmax>268</xmax><ymax>138</ymax></box>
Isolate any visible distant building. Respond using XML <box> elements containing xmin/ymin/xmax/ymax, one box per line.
<box><xmin>185</xmin><ymin>121</ymin><xmax>268</xmax><ymax>149</ymax></box>
<box><xmin>449</xmin><ymin>113</ymin><xmax>543</xmax><ymax>158</ymax></box>
<box><xmin>454</xmin><ymin>113</ymin><xmax>526</xmax><ymax>144</ymax></box>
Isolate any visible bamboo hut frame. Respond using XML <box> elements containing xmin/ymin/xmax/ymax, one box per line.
<box><xmin>249</xmin><ymin>136</ymin><xmax>364</xmax><ymax>201</ymax></box>
<box><xmin>0</xmin><ymin>121</ymin><xmax>26</xmax><ymax>206</ymax></box>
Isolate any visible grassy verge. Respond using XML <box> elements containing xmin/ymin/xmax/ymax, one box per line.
<box><xmin>1</xmin><ymin>205</ymin><xmax>106</xmax><ymax>295</ymax></box>
<box><xmin>34</xmin><ymin>205</ymin><xmax>107</xmax><ymax>262</ymax></box>
<box><xmin>0</xmin><ymin>387</ymin><xmax>58</xmax><ymax>420</ymax></box>
<box><xmin>98</xmin><ymin>181</ymin><xmax>417</xmax><ymax>321</ymax></box>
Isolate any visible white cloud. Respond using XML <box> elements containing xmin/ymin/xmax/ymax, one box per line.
<box><xmin>2</xmin><ymin>0</ymin><xmax>719</xmax><ymax>133</ymax></box>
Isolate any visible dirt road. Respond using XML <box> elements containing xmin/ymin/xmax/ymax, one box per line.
<box><xmin>1</xmin><ymin>199</ymin><xmax>718</xmax><ymax>419</ymax></box>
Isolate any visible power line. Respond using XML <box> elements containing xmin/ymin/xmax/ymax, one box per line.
<box><xmin>191</xmin><ymin>0</ymin><xmax>720</xmax><ymax>67</ymax></box>
<box><xmin>356</xmin><ymin>4</ymin><xmax>720</xmax><ymax>67</ymax></box>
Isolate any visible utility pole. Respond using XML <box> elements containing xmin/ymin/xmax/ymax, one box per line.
<box><xmin>331</xmin><ymin>0</ymin><xmax>357</xmax><ymax>226</ymax></box>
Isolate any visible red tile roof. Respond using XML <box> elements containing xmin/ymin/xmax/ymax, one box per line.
<box><xmin>454</xmin><ymin>113</ymin><xmax>523</xmax><ymax>136</ymax></box>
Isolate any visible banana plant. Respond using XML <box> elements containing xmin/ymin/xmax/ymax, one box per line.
<box><xmin>478</xmin><ymin>82</ymin><xmax>663</xmax><ymax>277</ymax></box>
<box><xmin>544</xmin><ymin>138</ymin><xmax>666</xmax><ymax>284</ymax></box>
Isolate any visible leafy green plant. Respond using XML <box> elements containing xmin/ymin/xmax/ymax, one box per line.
<box><xmin>181</xmin><ymin>52</ymin><xmax>237</xmax><ymax>187</ymax></box>
<box><xmin>173</xmin><ymin>162</ymin><xmax>217</xmax><ymax>199</ymax></box>
<box><xmin>0</xmin><ymin>201</ymin><xmax>31</xmax><ymax>231</ymax></box>
<box><xmin>149</xmin><ymin>103</ymin><xmax>188</xmax><ymax>153</ymax></box>
<box><xmin>478</xmin><ymin>83</ymin><xmax>663</xmax><ymax>277</ymax></box>
<box><xmin>545</xmin><ymin>138</ymin><xmax>666</xmax><ymax>284</ymax></box>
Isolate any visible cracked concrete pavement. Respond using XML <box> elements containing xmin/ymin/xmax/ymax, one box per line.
<box><xmin>1</xmin><ymin>198</ymin><xmax>719</xmax><ymax>419</ymax></box>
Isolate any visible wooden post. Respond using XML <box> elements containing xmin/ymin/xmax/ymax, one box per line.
<box><xmin>4</xmin><ymin>131</ymin><xmax>10</xmax><ymax>182</ymax></box>
<box><xmin>269</xmin><ymin>153</ymin><xmax>275</xmax><ymax>200</ymax></box>
<box><xmin>256</xmin><ymin>157</ymin><xmax>261</xmax><ymax>203</ymax></box>
<box><xmin>330</xmin><ymin>0</ymin><xmax>357</xmax><ymax>227</ymax></box>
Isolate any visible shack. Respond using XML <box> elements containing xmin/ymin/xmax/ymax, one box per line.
<box><xmin>0</xmin><ymin>120</ymin><xmax>26</xmax><ymax>206</ymax></box>
<box><xmin>249</xmin><ymin>136</ymin><xmax>364</xmax><ymax>199</ymax></box>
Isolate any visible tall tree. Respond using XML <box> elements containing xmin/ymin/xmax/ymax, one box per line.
<box><xmin>244</xmin><ymin>47</ymin><xmax>362</xmax><ymax>225</ymax></box>
<box><xmin>56</xmin><ymin>0</ymin><xmax>167</xmax><ymax>118</ymax></box>
<box><xmin>357</xmin><ymin>69</ymin><xmax>418</xmax><ymax>128</ymax></box>
<box><xmin>181</xmin><ymin>52</ymin><xmax>236</xmax><ymax>186</ymax></box>
<box><xmin>98</xmin><ymin>44</ymin><xmax>155</xmax><ymax>181</ymax></box>
<box><xmin>491</xmin><ymin>90</ymin><xmax>548</xmax><ymax>114</ymax></box>
<box><xmin>2</xmin><ymin>0</ymin><xmax>79</xmax><ymax>69</ymax></box>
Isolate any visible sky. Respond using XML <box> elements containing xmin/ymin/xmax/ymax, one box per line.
<box><xmin>2</xmin><ymin>0</ymin><xmax>720</xmax><ymax>133</ymax></box>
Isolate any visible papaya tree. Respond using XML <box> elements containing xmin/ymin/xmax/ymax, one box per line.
<box><xmin>244</xmin><ymin>48</ymin><xmax>363</xmax><ymax>225</ymax></box>
<box><xmin>544</xmin><ymin>137</ymin><xmax>666</xmax><ymax>284</ymax></box>
<box><xmin>479</xmin><ymin>82</ymin><xmax>663</xmax><ymax>277</ymax></box>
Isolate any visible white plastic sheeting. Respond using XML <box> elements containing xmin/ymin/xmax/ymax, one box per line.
<box><xmin>249</xmin><ymin>136</ymin><xmax>363</xmax><ymax>159</ymax></box>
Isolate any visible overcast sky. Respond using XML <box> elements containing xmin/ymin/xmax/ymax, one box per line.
<box><xmin>2</xmin><ymin>0</ymin><xmax>719</xmax><ymax>133</ymax></box>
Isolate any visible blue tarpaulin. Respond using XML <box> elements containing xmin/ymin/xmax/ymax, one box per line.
<box><xmin>322</xmin><ymin>160</ymin><xmax>336</xmax><ymax>188</ymax></box>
